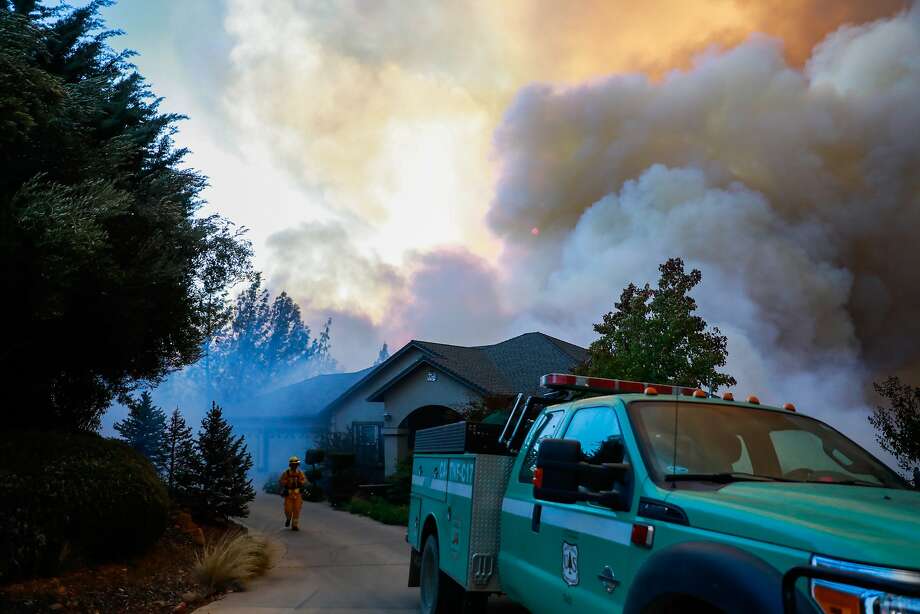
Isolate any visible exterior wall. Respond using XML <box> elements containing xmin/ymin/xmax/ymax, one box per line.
<box><xmin>383</xmin><ymin>365</ymin><xmax>481</xmax><ymax>427</ymax></box>
<box><xmin>378</xmin><ymin>365</ymin><xmax>482</xmax><ymax>475</ymax></box>
<box><xmin>328</xmin><ymin>348</ymin><xmax>425</xmax><ymax>431</ymax></box>
<box><xmin>234</xmin><ymin>419</ymin><xmax>322</xmax><ymax>476</ymax></box>
<box><xmin>328</xmin><ymin>350</ymin><xmax>486</xmax><ymax>476</ymax></box>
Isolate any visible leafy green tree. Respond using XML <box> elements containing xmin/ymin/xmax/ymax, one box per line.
<box><xmin>192</xmin><ymin>402</ymin><xmax>255</xmax><ymax>520</ymax></box>
<box><xmin>162</xmin><ymin>407</ymin><xmax>197</xmax><ymax>499</ymax></box>
<box><xmin>870</xmin><ymin>377</ymin><xmax>920</xmax><ymax>487</ymax></box>
<box><xmin>114</xmin><ymin>391</ymin><xmax>167</xmax><ymax>474</ymax></box>
<box><xmin>0</xmin><ymin>1</ymin><xmax>252</xmax><ymax>431</ymax></box>
<box><xmin>578</xmin><ymin>258</ymin><xmax>735</xmax><ymax>391</ymax></box>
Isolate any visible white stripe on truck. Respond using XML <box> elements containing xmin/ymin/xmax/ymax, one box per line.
<box><xmin>447</xmin><ymin>482</ymin><xmax>472</xmax><ymax>498</ymax></box>
<box><xmin>501</xmin><ymin>497</ymin><xmax>631</xmax><ymax>546</ymax></box>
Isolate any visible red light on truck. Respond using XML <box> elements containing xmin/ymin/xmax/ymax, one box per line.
<box><xmin>631</xmin><ymin>524</ymin><xmax>655</xmax><ymax>548</ymax></box>
<box><xmin>722</xmin><ymin>392</ymin><xmax>734</xmax><ymax>401</ymax></box>
<box><xmin>644</xmin><ymin>386</ymin><xmax>658</xmax><ymax>396</ymax></box>
<box><xmin>783</xmin><ymin>403</ymin><xmax>796</xmax><ymax>412</ymax></box>
<box><xmin>533</xmin><ymin>467</ymin><xmax>544</xmax><ymax>488</ymax></box>
<box><xmin>692</xmin><ymin>389</ymin><xmax>707</xmax><ymax>398</ymax></box>
<box><xmin>747</xmin><ymin>395</ymin><xmax>760</xmax><ymax>404</ymax></box>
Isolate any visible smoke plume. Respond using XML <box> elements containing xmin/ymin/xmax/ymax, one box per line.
<box><xmin>490</xmin><ymin>7</ymin><xmax>920</xmax><ymax>452</ymax></box>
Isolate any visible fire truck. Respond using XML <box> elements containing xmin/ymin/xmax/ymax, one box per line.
<box><xmin>407</xmin><ymin>373</ymin><xmax>920</xmax><ymax>613</ymax></box>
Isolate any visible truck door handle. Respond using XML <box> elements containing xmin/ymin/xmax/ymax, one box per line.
<box><xmin>531</xmin><ymin>504</ymin><xmax>542</xmax><ymax>533</ymax></box>
<box><xmin>598</xmin><ymin>566</ymin><xmax>620</xmax><ymax>593</ymax></box>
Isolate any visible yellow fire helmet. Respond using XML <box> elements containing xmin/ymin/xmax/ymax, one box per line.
<box><xmin>289</xmin><ymin>456</ymin><xmax>300</xmax><ymax>464</ymax></box>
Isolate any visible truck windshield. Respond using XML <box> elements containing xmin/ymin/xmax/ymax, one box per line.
<box><xmin>627</xmin><ymin>401</ymin><xmax>906</xmax><ymax>489</ymax></box>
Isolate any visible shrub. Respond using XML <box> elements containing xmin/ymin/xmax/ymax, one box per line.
<box><xmin>345</xmin><ymin>497</ymin><xmax>408</xmax><ymax>526</ymax></box>
<box><xmin>262</xmin><ymin>475</ymin><xmax>282</xmax><ymax>496</ymax></box>
<box><xmin>385</xmin><ymin>456</ymin><xmax>413</xmax><ymax>504</ymax></box>
<box><xmin>192</xmin><ymin>530</ymin><xmax>280</xmax><ymax>595</ymax></box>
<box><xmin>324</xmin><ymin>453</ymin><xmax>358</xmax><ymax>507</ymax></box>
<box><xmin>0</xmin><ymin>431</ymin><xmax>169</xmax><ymax>580</ymax></box>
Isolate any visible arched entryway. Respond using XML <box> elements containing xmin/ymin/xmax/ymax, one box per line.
<box><xmin>400</xmin><ymin>404</ymin><xmax>463</xmax><ymax>450</ymax></box>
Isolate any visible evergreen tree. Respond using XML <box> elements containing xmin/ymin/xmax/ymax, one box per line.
<box><xmin>163</xmin><ymin>407</ymin><xmax>197</xmax><ymax>499</ymax></box>
<box><xmin>578</xmin><ymin>258</ymin><xmax>735</xmax><ymax>391</ymax></box>
<box><xmin>114</xmin><ymin>391</ymin><xmax>167</xmax><ymax>473</ymax></box>
<box><xmin>265</xmin><ymin>291</ymin><xmax>314</xmax><ymax>379</ymax></box>
<box><xmin>374</xmin><ymin>343</ymin><xmax>390</xmax><ymax>366</ymax></box>
<box><xmin>312</xmin><ymin>317</ymin><xmax>338</xmax><ymax>375</ymax></box>
<box><xmin>205</xmin><ymin>276</ymin><xmax>331</xmax><ymax>401</ymax></box>
<box><xmin>192</xmin><ymin>402</ymin><xmax>255</xmax><ymax>520</ymax></box>
<box><xmin>0</xmin><ymin>2</ymin><xmax>252</xmax><ymax>431</ymax></box>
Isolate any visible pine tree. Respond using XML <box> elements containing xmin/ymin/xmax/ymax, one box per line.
<box><xmin>163</xmin><ymin>407</ymin><xmax>197</xmax><ymax>500</ymax></box>
<box><xmin>114</xmin><ymin>391</ymin><xmax>167</xmax><ymax>473</ymax></box>
<box><xmin>374</xmin><ymin>343</ymin><xmax>390</xmax><ymax>366</ymax></box>
<box><xmin>192</xmin><ymin>402</ymin><xmax>255</xmax><ymax>520</ymax></box>
<box><xmin>312</xmin><ymin>317</ymin><xmax>338</xmax><ymax>374</ymax></box>
<box><xmin>265</xmin><ymin>291</ymin><xmax>315</xmax><ymax>379</ymax></box>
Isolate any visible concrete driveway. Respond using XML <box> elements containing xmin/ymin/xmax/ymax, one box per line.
<box><xmin>195</xmin><ymin>494</ymin><xmax>526</xmax><ymax>614</ymax></box>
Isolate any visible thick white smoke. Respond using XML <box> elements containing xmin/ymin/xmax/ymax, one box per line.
<box><xmin>490</xmin><ymin>8</ymin><xmax>920</xmax><ymax>456</ymax></box>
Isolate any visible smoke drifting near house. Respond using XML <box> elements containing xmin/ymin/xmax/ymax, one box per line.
<box><xmin>106</xmin><ymin>2</ymin><xmax>918</xmax><ymax>458</ymax></box>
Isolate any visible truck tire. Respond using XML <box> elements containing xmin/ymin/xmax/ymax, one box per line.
<box><xmin>420</xmin><ymin>536</ymin><xmax>452</xmax><ymax>614</ymax></box>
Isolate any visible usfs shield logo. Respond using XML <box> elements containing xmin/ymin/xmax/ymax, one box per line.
<box><xmin>562</xmin><ymin>542</ymin><xmax>579</xmax><ymax>586</ymax></box>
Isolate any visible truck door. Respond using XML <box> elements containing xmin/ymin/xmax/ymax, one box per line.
<box><xmin>499</xmin><ymin>409</ymin><xmax>567</xmax><ymax>610</ymax></box>
<box><xmin>557</xmin><ymin>405</ymin><xmax>640</xmax><ymax>612</ymax></box>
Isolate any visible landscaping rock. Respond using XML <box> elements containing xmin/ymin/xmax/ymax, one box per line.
<box><xmin>181</xmin><ymin>590</ymin><xmax>201</xmax><ymax>603</ymax></box>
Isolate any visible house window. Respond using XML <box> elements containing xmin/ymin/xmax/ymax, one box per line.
<box><xmin>426</xmin><ymin>370</ymin><xmax>438</xmax><ymax>382</ymax></box>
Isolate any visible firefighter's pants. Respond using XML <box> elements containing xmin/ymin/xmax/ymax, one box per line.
<box><xmin>284</xmin><ymin>492</ymin><xmax>303</xmax><ymax>528</ymax></box>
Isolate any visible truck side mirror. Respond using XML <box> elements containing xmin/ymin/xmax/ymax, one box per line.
<box><xmin>533</xmin><ymin>439</ymin><xmax>583</xmax><ymax>504</ymax></box>
<box><xmin>533</xmin><ymin>438</ymin><xmax>633</xmax><ymax>512</ymax></box>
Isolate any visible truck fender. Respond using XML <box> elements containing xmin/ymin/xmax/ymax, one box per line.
<box><xmin>623</xmin><ymin>541</ymin><xmax>819</xmax><ymax>614</ymax></box>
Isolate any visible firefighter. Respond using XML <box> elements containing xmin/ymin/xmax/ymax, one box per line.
<box><xmin>280</xmin><ymin>456</ymin><xmax>307</xmax><ymax>530</ymax></box>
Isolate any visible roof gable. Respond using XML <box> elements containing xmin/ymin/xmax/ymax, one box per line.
<box><xmin>322</xmin><ymin>332</ymin><xmax>587</xmax><ymax>415</ymax></box>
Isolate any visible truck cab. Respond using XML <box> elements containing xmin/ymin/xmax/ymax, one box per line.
<box><xmin>408</xmin><ymin>374</ymin><xmax>920</xmax><ymax>613</ymax></box>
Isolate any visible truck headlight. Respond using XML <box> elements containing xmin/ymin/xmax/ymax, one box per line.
<box><xmin>811</xmin><ymin>555</ymin><xmax>920</xmax><ymax>614</ymax></box>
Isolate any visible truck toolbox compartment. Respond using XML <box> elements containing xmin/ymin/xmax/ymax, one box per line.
<box><xmin>412</xmin><ymin>444</ymin><xmax>514</xmax><ymax>593</ymax></box>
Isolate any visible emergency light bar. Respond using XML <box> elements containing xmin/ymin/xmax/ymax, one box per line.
<box><xmin>541</xmin><ymin>373</ymin><xmax>698</xmax><ymax>397</ymax></box>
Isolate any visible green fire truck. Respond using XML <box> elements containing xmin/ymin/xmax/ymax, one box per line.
<box><xmin>407</xmin><ymin>373</ymin><xmax>920</xmax><ymax>613</ymax></box>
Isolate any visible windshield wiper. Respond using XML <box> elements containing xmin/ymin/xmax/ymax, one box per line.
<box><xmin>665</xmin><ymin>472</ymin><xmax>791</xmax><ymax>484</ymax></box>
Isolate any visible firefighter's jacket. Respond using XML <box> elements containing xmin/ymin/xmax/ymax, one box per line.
<box><xmin>280</xmin><ymin>468</ymin><xmax>306</xmax><ymax>496</ymax></box>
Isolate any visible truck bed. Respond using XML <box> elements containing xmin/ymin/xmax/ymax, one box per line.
<box><xmin>409</xmin><ymin>451</ymin><xmax>514</xmax><ymax>592</ymax></box>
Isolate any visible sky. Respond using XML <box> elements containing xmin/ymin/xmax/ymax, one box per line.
<box><xmin>96</xmin><ymin>0</ymin><xmax>919</xmax><ymax>457</ymax></box>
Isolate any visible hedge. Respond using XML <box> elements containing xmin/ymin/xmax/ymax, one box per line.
<box><xmin>0</xmin><ymin>430</ymin><xmax>169</xmax><ymax>580</ymax></box>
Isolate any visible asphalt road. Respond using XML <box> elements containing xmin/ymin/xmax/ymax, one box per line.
<box><xmin>195</xmin><ymin>494</ymin><xmax>526</xmax><ymax>614</ymax></box>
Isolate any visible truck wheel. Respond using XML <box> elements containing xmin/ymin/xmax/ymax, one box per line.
<box><xmin>420</xmin><ymin>536</ymin><xmax>452</xmax><ymax>614</ymax></box>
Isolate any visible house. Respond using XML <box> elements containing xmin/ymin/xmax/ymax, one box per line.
<box><xmin>320</xmin><ymin>332</ymin><xmax>587</xmax><ymax>479</ymax></box>
<box><xmin>228</xmin><ymin>368</ymin><xmax>370</xmax><ymax>474</ymax></box>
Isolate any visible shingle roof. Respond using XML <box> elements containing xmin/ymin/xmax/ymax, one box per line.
<box><xmin>413</xmin><ymin>332</ymin><xmax>587</xmax><ymax>396</ymax></box>
<box><xmin>321</xmin><ymin>332</ymin><xmax>587</xmax><ymax>415</ymax></box>
<box><xmin>227</xmin><ymin>367</ymin><xmax>372</xmax><ymax>419</ymax></box>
